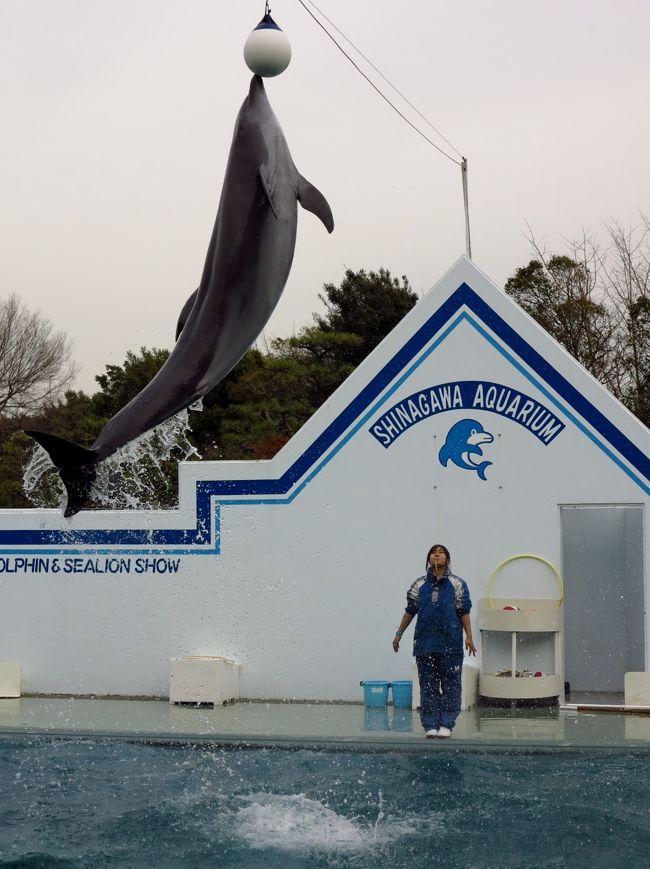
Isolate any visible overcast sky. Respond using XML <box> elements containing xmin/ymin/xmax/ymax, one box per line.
<box><xmin>2</xmin><ymin>0</ymin><xmax>649</xmax><ymax>393</ymax></box>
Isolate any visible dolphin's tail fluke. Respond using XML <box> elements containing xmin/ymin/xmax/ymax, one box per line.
<box><xmin>24</xmin><ymin>430</ymin><xmax>99</xmax><ymax>518</ymax></box>
<box><xmin>476</xmin><ymin>460</ymin><xmax>492</xmax><ymax>481</ymax></box>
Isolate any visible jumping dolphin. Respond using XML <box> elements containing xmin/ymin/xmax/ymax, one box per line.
<box><xmin>438</xmin><ymin>419</ymin><xmax>494</xmax><ymax>480</ymax></box>
<box><xmin>26</xmin><ymin>75</ymin><xmax>334</xmax><ymax>517</ymax></box>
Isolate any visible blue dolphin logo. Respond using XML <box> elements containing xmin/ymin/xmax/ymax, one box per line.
<box><xmin>438</xmin><ymin>419</ymin><xmax>494</xmax><ymax>481</ymax></box>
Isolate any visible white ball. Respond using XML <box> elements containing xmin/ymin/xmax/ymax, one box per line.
<box><xmin>244</xmin><ymin>18</ymin><xmax>292</xmax><ymax>77</ymax></box>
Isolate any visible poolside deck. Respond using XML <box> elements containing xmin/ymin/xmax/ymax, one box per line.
<box><xmin>1</xmin><ymin>697</ymin><xmax>650</xmax><ymax>752</ymax></box>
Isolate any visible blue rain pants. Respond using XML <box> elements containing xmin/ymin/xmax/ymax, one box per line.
<box><xmin>416</xmin><ymin>652</ymin><xmax>464</xmax><ymax>731</ymax></box>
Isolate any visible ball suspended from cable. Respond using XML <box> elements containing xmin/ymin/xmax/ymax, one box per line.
<box><xmin>244</xmin><ymin>11</ymin><xmax>292</xmax><ymax>77</ymax></box>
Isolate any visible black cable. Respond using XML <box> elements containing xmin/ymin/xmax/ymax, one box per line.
<box><xmin>296</xmin><ymin>0</ymin><xmax>462</xmax><ymax>166</ymax></box>
<box><xmin>303</xmin><ymin>0</ymin><xmax>464</xmax><ymax>161</ymax></box>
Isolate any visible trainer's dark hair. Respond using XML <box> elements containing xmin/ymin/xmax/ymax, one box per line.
<box><xmin>426</xmin><ymin>543</ymin><xmax>450</xmax><ymax>570</ymax></box>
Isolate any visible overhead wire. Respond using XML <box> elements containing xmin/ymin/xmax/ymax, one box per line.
<box><xmin>301</xmin><ymin>0</ymin><xmax>464</xmax><ymax>162</ymax></box>
<box><xmin>295</xmin><ymin>0</ymin><xmax>462</xmax><ymax>167</ymax></box>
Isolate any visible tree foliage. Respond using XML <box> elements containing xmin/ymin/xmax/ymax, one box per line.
<box><xmin>600</xmin><ymin>219</ymin><xmax>650</xmax><ymax>425</ymax></box>
<box><xmin>217</xmin><ymin>331</ymin><xmax>360</xmax><ymax>459</ymax></box>
<box><xmin>93</xmin><ymin>348</ymin><xmax>171</xmax><ymax>419</ymax></box>
<box><xmin>0</xmin><ymin>431</ymin><xmax>33</xmax><ymax>508</ymax></box>
<box><xmin>506</xmin><ymin>222</ymin><xmax>650</xmax><ymax>427</ymax></box>
<box><xmin>314</xmin><ymin>268</ymin><xmax>418</xmax><ymax>365</ymax></box>
<box><xmin>505</xmin><ymin>253</ymin><xmax>617</xmax><ymax>387</ymax></box>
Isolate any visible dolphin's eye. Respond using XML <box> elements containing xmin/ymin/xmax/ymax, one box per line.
<box><xmin>471</xmin><ymin>429</ymin><xmax>477</xmax><ymax>435</ymax></box>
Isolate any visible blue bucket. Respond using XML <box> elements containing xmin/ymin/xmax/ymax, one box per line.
<box><xmin>360</xmin><ymin>680</ymin><xmax>390</xmax><ymax>707</ymax></box>
<box><xmin>391</xmin><ymin>680</ymin><xmax>413</xmax><ymax>708</ymax></box>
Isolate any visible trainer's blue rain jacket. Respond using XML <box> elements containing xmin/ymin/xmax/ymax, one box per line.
<box><xmin>405</xmin><ymin>567</ymin><xmax>471</xmax><ymax>656</ymax></box>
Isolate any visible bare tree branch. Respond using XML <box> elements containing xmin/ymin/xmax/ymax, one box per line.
<box><xmin>508</xmin><ymin>218</ymin><xmax>650</xmax><ymax>426</ymax></box>
<box><xmin>0</xmin><ymin>294</ymin><xmax>78</xmax><ymax>424</ymax></box>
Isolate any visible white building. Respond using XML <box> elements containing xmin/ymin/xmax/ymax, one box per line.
<box><xmin>1</xmin><ymin>257</ymin><xmax>648</xmax><ymax>700</ymax></box>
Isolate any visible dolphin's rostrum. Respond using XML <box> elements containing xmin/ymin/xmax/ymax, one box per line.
<box><xmin>26</xmin><ymin>75</ymin><xmax>334</xmax><ymax>517</ymax></box>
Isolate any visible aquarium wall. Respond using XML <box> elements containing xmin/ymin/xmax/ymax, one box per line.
<box><xmin>1</xmin><ymin>257</ymin><xmax>648</xmax><ymax>699</ymax></box>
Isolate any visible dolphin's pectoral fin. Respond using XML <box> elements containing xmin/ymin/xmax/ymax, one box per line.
<box><xmin>175</xmin><ymin>288</ymin><xmax>199</xmax><ymax>340</ymax></box>
<box><xmin>297</xmin><ymin>175</ymin><xmax>334</xmax><ymax>233</ymax></box>
<box><xmin>258</xmin><ymin>167</ymin><xmax>278</xmax><ymax>219</ymax></box>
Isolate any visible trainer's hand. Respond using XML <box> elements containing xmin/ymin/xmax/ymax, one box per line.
<box><xmin>392</xmin><ymin>635</ymin><xmax>400</xmax><ymax>652</ymax></box>
<box><xmin>465</xmin><ymin>636</ymin><xmax>477</xmax><ymax>656</ymax></box>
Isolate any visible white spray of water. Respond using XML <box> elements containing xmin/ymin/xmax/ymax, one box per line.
<box><xmin>23</xmin><ymin>409</ymin><xmax>200</xmax><ymax>511</ymax></box>
<box><xmin>234</xmin><ymin>792</ymin><xmax>414</xmax><ymax>854</ymax></box>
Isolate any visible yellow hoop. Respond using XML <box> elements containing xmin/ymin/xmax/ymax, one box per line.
<box><xmin>487</xmin><ymin>554</ymin><xmax>564</xmax><ymax>609</ymax></box>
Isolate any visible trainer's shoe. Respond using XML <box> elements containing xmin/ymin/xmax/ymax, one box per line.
<box><xmin>424</xmin><ymin>729</ymin><xmax>438</xmax><ymax>738</ymax></box>
<box><xmin>436</xmin><ymin>727</ymin><xmax>452</xmax><ymax>738</ymax></box>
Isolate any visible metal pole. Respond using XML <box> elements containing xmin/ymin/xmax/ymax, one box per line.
<box><xmin>461</xmin><ymin>157</ymin><xmax>472</xmax><ymax>259</ymax></box>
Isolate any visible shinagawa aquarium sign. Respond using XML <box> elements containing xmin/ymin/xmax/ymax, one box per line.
<box><xmin>368</xmin><ymin>380</ymin><xmax>565</xmax><ymax>448</ymax></box>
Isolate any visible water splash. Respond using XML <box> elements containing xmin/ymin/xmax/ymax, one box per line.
<box><xmin>234</xmin><ymin>792</ymin><xmax>413</xmax><ymax>854</ymax></box>
<box><xmin>373</xmin><ymin>789</ymin><xmax>385</xmax><ymax>840</ymax></box>
<box><xmin>23</xmin><ymin>409</ymin><xmax>200</xmax><ymax>511</ymax></box>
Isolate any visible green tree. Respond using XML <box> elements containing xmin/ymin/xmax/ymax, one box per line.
<box><xmin>0</xmin><ymin>429</ymin><xmax>33</xmax><ymax>508</ymax></box>
<box><xmin>93</xmin><ymin>347</ymin><xmax>170</xmax><ymax>418</ymax></box>
<box><xmin>505</xmin><ymin>254</ymin><xmax>617</xmax><ymax>387</ymax></box>
<box><xmin>183</xmin><ymin>350</ymin><xmax>267</xmax><ymax>461</ymax></box>
<box><xmin>28</xmin><ymin>390</ymin><xmax>105</xmax><ymax>447</ymax></box>
<box><xmin>219</xmin><ymin>350</ymin><xmax>314</xmax><ymax>459</ymax></box>
<box><xmin>217</xmin><ymin>332</ymin><xmax>361</xmax><ymax>459</ymax></box>
<box><xmin>273</xmin><ymin>328</ymin><xmax>360</xmax><ymax>406</ymax></box>
<box><xmin>314</xmin><ymin>268</ymin><xmax>418</xmax><ymax>365</ymax></box>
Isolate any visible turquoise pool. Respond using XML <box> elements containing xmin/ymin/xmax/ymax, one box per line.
<box><xmin>1</xmin><ymin>737</ymin><xmax>648</xmax><ymax>868</ymax></box>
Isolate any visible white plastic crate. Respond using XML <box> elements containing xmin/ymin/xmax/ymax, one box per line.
<box><xmin>625</xmin><ymin>672</ymin><xmax>650</xmax><ymax>706</ymax></box>
<box><xmin>0</xmin><ymin>663</ymin><xmax>21</xmax><ymax>698</ymax></box>
<box><xmin>169</xmin><ymin>656</ymin><xmax>240</xmax><ymax>705</ymax></box>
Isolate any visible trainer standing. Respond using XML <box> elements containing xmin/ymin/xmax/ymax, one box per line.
<box><xmin>393</xmin><ymin>543</ymin><xmax>477</xmax><ymax>738</ymax></box>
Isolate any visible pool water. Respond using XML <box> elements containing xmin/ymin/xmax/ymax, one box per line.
<box><xmin>1</xmin><ymin>737</ymin><xmax>649</xmax><ymax>868</ymax></box>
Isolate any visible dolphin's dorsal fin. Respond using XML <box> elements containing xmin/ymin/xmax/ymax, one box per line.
<box><xmin>258</xmin><ymin>167</ymin><xmax>278</xmax><ymax>219</ymax></box>
<box><xmin>297</xmin><ymin>175</ymin><xmax>334</xmax><ymax>233</ymax></box>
